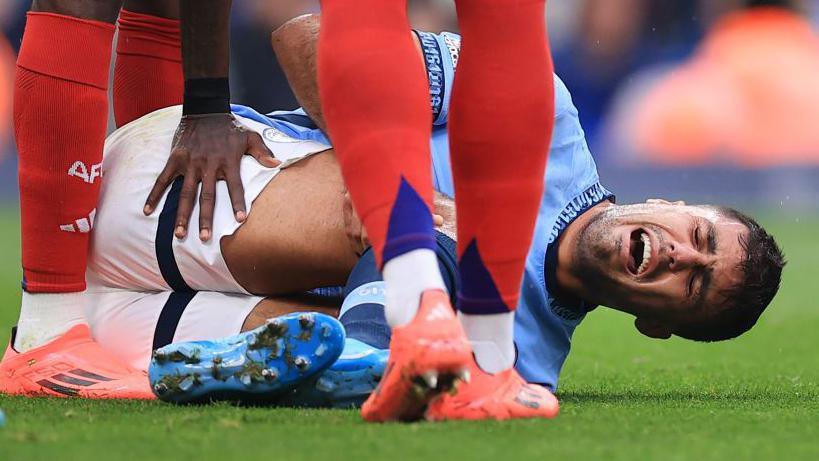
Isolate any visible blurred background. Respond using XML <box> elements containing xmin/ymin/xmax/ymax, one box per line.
<box><xmin>1</xmin><ymin>0</ymin><xmax>819</xmax><ymax>211</ymax></box>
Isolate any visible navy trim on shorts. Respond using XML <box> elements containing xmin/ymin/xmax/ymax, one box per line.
<box><xmin>152</xmin><ymin>291</ymin><xmax>197</xmax><ymax>350</ymax></box>
<box><xmin>155</xmin><ymin>176</ymin><xmax>193</xmax><ymax>292</ymax></box>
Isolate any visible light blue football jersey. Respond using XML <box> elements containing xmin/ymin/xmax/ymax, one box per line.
<box><xmin>230</xmin><ymin>31</ymin><xmax>613</xmax><ymax>391</ymax></box>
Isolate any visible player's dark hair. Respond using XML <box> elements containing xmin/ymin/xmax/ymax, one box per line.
<box><xmin>674</xmin><ymin>207</ymin><xmax>785</xmax><ymax>342</ymax></box>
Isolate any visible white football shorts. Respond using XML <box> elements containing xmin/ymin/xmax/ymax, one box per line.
<box><xmin>84</xmin><ymin>288</ymin><xmax>263</xmax><ymax>372</ymax></box>
<box><xmin>87</xmin><ymin>105</ymin><xmax>331</xmax><ymax>294</ymax></box>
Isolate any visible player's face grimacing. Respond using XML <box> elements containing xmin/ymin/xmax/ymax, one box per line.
<box><xmin>570</xmin><ymin>200</ymin><xmax>748</xmax><ymax>337</ymax></box>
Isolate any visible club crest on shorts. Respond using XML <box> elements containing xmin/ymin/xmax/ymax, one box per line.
<box><xmin>262</xmin><ymin>127</ymin><xmax>299</xmax><ymax>144</ymax></box>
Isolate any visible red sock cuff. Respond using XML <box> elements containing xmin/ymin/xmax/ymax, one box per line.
<box><xmin>16</xmin><ymin>12</ymin><xmax>114</xmax><ymax>90</ymax></box>
<box><xmin>116</xmin><ymin>9</ymin><xmax>181</xmax><ymax>62</ymax></box>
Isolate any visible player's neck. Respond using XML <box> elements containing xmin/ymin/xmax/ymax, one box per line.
<box><xmin>554</xmin><ymin>201</ymin><xmax>613</xmax><ymax>299</ymax></box>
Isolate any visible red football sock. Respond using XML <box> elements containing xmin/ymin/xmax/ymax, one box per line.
<box><xmin>15</xmin><ymin>13</ymin><xmax>115</xmax><ymax>293</ymax></box>
<box><xmin>318</xmin><ymin>0</ymin><xmax>435</xmax><ymax>267</ymax></box>
<box><xmin>450</xmin><ymin>0</ymin><xmax>555</xmax><ymax>313</ymax></box>
<box><xmin>113</xmin><ymin>9</ymin><xmax>183</xmax><ymax>127</ymax></box>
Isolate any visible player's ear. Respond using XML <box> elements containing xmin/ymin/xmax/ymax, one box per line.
<box><xmin>646</xmin><ymin>198</ymin><xmax>685</xmax><ymax>206</ymax></box>
<box><xmin>634</xmin><ymin>317</ymin><xmax>672</xmax><ymax>340</ymax></box>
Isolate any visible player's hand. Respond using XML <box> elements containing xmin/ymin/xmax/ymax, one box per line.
<box><xmin>143</xmin><ymin>113</ymin><xmax>281</xmax><ymax>241</ymax></box>
<box><xmin>433</xmin><ymin>214</ymin><xmax>444</xmax><ymax>228</ymax></box>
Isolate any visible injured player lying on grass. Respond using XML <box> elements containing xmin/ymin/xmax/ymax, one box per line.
<box><xmin>39</xmin><ymin>15</ymin><xmax>784</xmax><ymax>406</ymax></box>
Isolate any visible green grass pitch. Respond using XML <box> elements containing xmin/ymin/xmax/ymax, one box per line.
<box><xmin>0</xmin><ymin>208</ymin><xmax>817</xmax><ymax>460</ymax></box>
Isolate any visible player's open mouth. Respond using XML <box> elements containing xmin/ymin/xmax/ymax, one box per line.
<box><xmin>627</xmin><ymin>229</ymin><xmax>652</xmax><ymax>276</ymax></box>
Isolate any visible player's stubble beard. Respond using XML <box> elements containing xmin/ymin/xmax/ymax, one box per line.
<box><xmin>570</xmin><ymin>206</ymin><xmax>634</xmax><ymax>309</ymax></box>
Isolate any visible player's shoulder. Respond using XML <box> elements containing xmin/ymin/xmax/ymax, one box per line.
<box><xmin>552</xmin><ymin>74</ymin><xmax>577</xmax><ymax>119</ymax></box>
<box><xmin>230</xmin><ymin>104</ymin><xmax>331</xmax><ymax>145</ymax></box>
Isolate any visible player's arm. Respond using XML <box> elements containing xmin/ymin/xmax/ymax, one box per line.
<box><xmin>144</xmin><ymin>0</ymin><xmax>280</xmax><ymax>242</ymax></box>
<box><xmin>242</xmin><ymin>294</ymin><xmax>340</xmax><ymax>331</ymax></box>
<box><xmin>272</xmin><ymin>15</ymin><xmax>429</xmax><ymax>132</ymax></box>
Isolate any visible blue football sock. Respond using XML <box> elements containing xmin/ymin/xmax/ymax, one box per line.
<box><xmin>339</xmin><ymin>281</ymin><xmax>390</xmax><ymax>349</ymax></box>
<box><xmin>339</xmin><ymin>231</ymin><xmax>459</xmax><ymax>350</ymax></box>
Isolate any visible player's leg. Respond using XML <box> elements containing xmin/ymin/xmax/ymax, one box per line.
<box><xmin>85</xmin><ymin>290</ymin><xmax>345</xmax><ymax>404</ymax></box>
<box><xmin>285</xmin><ymin>230</ymin><xmax>459</xmax><ymax>408</ymax></box>
<box><xmin>150</xmin><ymin>231</ymin><xmax>456</xmax><ymax>409</ymax></box>
<box><xmin>450</xmin><ymin>0</ymin><xmax>553</xmax><ymax>372</ymax></box>
<box><xmin>318</xmin><ymin>0</ymin><xmax>471</xmax><ymax>421</ymax></box>
<box><xmin>318</xmin><ymin>0</ymin><xmax>442</xmax><ymax>325</ymax></box>
<box><xmin>87</xmin><ymin>289</ymin><xmax>341</xmax><ymax>373</ymax></box>
<box><xmin>113</xmin><ymin>0</ymin><xmax>183</xmax><ymax>127</ymax></box>
<box><xmin>239</xmin><ymin>296</ymin><xmax>339</xmax><ymax>331</ymax></box>
<box><xmin>438</xmin><ymin>0</ymin><xmax>558</xmax><ymax>419</ymax></box>
<box><xmin>336</xmin><ymin>231</ymin><xmax>459</xmax><ymax>351</ymax></box>
<box><xmin>0</xmin><ymin>0</ymin><xmax>156</xmax><ymax>400</ymax></box>
<box><xmin>13</xmin><ymin>0</ymin><xmax>122</xmax><ymax>350</ymax></box>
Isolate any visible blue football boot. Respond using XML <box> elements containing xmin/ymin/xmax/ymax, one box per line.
<box><xmin>280</xmin><ymin>338</ymin><xmax>388</xmax><ymax>408</ymax></box>
<box><xmin>149</xmin><ymin>312</ymin><xmax>345</xmax><ymax>404</ymax></box>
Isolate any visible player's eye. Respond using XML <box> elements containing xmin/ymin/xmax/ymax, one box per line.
<box><xmin>693</xmin><ymin>225</ymin><xmax>701</xmax><ymax>249</ymax></box>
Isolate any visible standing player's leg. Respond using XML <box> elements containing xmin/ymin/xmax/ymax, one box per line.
<box><xmin>282</xmin><ymin>230</ymin><xmax>461</xmax><ymax>409</ymax></box>
<box><xmin>113</xmin><ymin>0</ymin><xmax>183</xmax><ymax>127</ymax></box>
<box><xmin>318</xmin><ymin>0</ymin><xmax>440</xmax><ymax>326</ymax></box>
<box><xmin>14</xmin><ymin>0</ymin><xmax>123</xmax><ymax>349</ymax></box>
<box><xmin>2</xmin><ymin>0</ymin><xmax>152</xmax><ymax>400</ymax></box>
<box><xmin>435</xmin><ymin>0</ymin><xmax>558</xmax><ymax>419</ymax></box>
<box><xmin>317</xmin><ymin>0</ymin><xmax>470</xmax><ymax>421</ymax></box>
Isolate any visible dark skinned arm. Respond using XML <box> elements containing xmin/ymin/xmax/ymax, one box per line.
<box><xmin>122</xmin><ymin>0</ymin><xmax>179</xmax><ymax>19</ymax></box>
<box><xmin>272</xmin><ymin>14</ymin><xmax>423</xmax><ymax>133</ymax></box>
<box><xmin>144</xmin><ymin>0</ymin><xmax>280</xmax><ymax>242</ymax></box>
<box><xmin>273</xmin><ymin>15</ymin><xmax>453</xmax><ymax>237</ymax></box>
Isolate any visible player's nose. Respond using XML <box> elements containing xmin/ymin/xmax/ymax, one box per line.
<box><xmin>666</xmin><ymin>241</ymin><xmax>711</xmax><ymax>272</ymax></box>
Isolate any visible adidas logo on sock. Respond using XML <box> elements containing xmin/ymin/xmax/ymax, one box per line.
<box><xmin>59</xmin><ymin>209</ymin><xmax>96</xmax><ymax>233</ymax></box>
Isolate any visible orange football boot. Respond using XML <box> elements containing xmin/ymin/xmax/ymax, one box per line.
<box><xmin>361</xmin><ymin>289</ymin><xmax>472</xmax><ymax>422</ymax></box>
<box><xmin>426</xmin><ymin>358</ymin><xmax>559</xmax><ymax>421</ymax></box>
<box><xmin>0</xmin><ymin>324</ymin><xmax>154</xmax><ymax>400</ymax></box>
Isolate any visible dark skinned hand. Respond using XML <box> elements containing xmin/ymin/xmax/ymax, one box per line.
<box><xmin>143</xmin><ymin>113</ymin><xmax>280</xmax><ymax>241</ymax></box>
